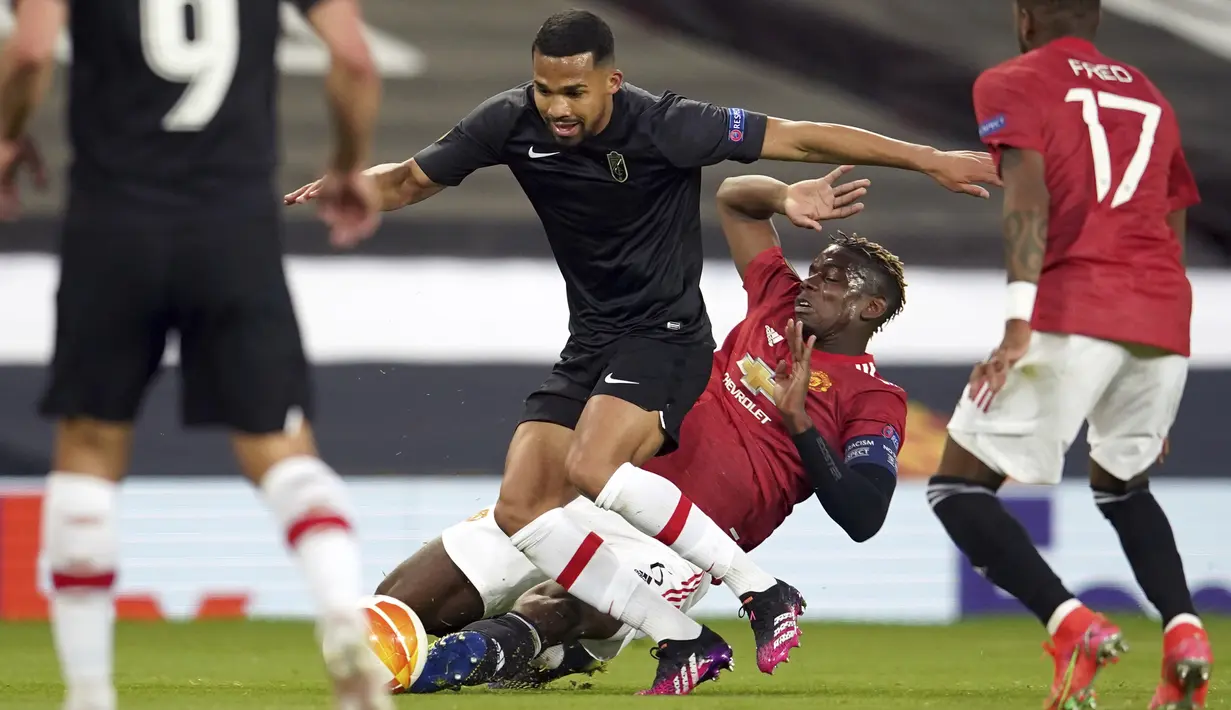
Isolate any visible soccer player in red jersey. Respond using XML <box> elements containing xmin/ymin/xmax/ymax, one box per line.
<box><xmin>372</xmin><ymin>169</ymin><xmax>909</xmax><ymax>692</ymax></box>
<box><xmin>927</xmin><ymin>2</ymin><xmax>1212</xmax><ymax>709</ymax></box>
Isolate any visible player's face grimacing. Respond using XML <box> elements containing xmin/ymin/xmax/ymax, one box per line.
<box><xmin>531</xmin><ymin>51</ymin><xmax>622</xmax><ymax>146</ymax></box>
<box><xmin>796</xmin><ymin>245</ymin><xmax>887</xmax><ymax>341</ymax></box>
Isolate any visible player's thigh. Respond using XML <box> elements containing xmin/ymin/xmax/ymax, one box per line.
<box><xmin>493</xmin><ymin>419</ymin><xmax>578</xmax><ymax>533</ymax></box>
<box><xmin>39</xmin><ymin>214</ymin><xmax>170</xmax><ymax>423</ymax></box>
<box><xmin>496</xmin><ymin>347</ymin><xmax>597</xmax><ymax>530</ymax></box>
<box><xmin>946</xmin><ymin>332</ymin><xmax>1121</xmax><ymax>485</ymax></box>
<box><xmin>439</xmin><ymin>505</ymin><xmax>548</xmax><ymax>618</ymax></box>
<box><xmin>573</xmin><ymin>337</ymin><xmax>713</xmax><ymax>471</ymax></box>
<box><xmin>1086</xmin><ymin>345</ymin><xmax>1189</xmax><ymax>481</ymax></box>
<box><xmin>374</xmin><ymin>536</ymin><xmax>485</xmax><ymax>636</ymax></box>
<box><xmin>173</xmin><ymin>214</ymin><xmax>310</xmax><ymax>434</ymax></box>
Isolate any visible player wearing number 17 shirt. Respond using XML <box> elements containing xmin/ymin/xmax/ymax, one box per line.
<box><xmin>927</xmin><ymin>2</ymin><xmax>1212</xmax><ymax>710</ymax></box>
<box><xmin>287</xmin><ymin>9</ymin><xmax>995</xmax><ymax>695</ymax></box>
<box><xmin>0</xmin><ymin>1</ymin><xmax>391</xmax><ymax>709</ymax></box>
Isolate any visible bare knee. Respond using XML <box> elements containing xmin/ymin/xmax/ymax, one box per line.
<box><xmin>1089</xmin><ymin>461</ymin><xmax>1149</xmax><ymax>493</ymax></box>
<box><xmin>935</xmin><ymin>434</ymin><xmax>1006</xmax><ymax>491</ymax></box>
<box><xmin>231</xmin><ymin>423</ymin><xmax>319</xmax><ymax>483</ymax></box>
<box><xmin>53</xmin><ymin>419</ymin><xmax>135</xmax><ymax>481</ymax></box>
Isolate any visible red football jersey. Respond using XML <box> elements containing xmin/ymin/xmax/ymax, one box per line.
<box><xmin>974</xmin><ymin>37</ymin><xmax>1200</xmax><ymax>356</ymax></box>
<box><xmin>644</xmin><ymin>247</ymin><xmax>908</xmax><ymax>552</ymax></box>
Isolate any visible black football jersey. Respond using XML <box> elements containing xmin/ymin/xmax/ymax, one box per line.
<box><xmin>65</xmin><ymin>0</ymin><xmax>320</xmax><ymax>213</ymax></box>
<box><xmin>414</xmin><ymin>83</ymin><xmax>768</xmax><ymax>348</ymax></box>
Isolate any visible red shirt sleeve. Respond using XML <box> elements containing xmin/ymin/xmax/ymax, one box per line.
<box><xmin>972</xmin><ymin>66</ymin><xmax>1045</xmax><ymax>168</ymax></box>
<box><xmin>839</xmin><ymin>388</ymin><xmax>908</xmax><ymax>476</ymax></box>
<box><xmin>1168</xmin><ymin>143</ymin><xmax>1201</xmax><ymax>213</ymax></box>
<box><xmin>742</xmin><ymin>246</ymin><xmax>800</xmax><ymax>313</ymax></box>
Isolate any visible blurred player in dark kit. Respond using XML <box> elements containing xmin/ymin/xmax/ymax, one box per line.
<box><xmin>926</xmin><ymin>2</ymin><xmax>1212</xmax><ymax>709</ymax></box>
<box><xmin>0</xmin><ymin>1</ymin><xmax>387</xmax><ymax>708</ymax></box>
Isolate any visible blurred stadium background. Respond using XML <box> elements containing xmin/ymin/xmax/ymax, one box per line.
<box><xmin>0</xmin><ymin>0</ymin><xmax>1229</xmax><ymax>626</ymax></box>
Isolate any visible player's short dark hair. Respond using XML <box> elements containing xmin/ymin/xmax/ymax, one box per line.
<box><xmin>830</xmin><ymin>232</ymin><xmax>907</xmax><ymax>333</ymax></box>
<box><xmin>532</xmin><ymin>10</ymin><xmax>615</xmax><ymax>65</ymax></box>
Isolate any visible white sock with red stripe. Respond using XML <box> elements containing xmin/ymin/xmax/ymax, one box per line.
<box><xmin>510</xmin><ymin>507</ymin><xmax>703</xmax><ymax>643</ymax></box>
<box><xmin>42</xmin><ymin>472</ymin><xmax>119</xmax><ymax>710</ymax></box>
<box><xmin>259</xmin><ymin>456</ymin><xmax>364</xmax><ymax>632</ymax></box>
<box><xmin>595</xmin><ymin>463</ymin><xmax>776</xmax><ymax>596</ymax></box>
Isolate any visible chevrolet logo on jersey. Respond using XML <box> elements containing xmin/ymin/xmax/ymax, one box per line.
<box><xmin>738</xmin><ymin>354</ymin><xmax>778</xmax><ymax>405</ymax></box>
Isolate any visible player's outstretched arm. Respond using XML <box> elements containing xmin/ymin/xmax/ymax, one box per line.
<box><xmin>284</xmin><ymin>159</ymin><xmax>446</xmax><ymax>212</ymax></box>
<box><xmin>759</xmin><ymin>118</ymin><xmax>999</xmax><ymax>198</ymax></box>
<box><xmin>716</xmin><ymin>168</ymin><xmax>868</xmax><ymax>280</ymax></box>
<box><xmin>288</xmin><ymin>89</ymin><xmax>516</xmax><ymax>212</ymax></box>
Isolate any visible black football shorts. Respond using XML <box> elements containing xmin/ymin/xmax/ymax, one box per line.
<box><xmin>40</xmin><ymin>203</ymin><xmax>312</xmax><ymax>434</ymax></box>
<box><xmin>519</xmin><ymin>335</ymin><xmax>713</xmax><ymax>455</ymax></box>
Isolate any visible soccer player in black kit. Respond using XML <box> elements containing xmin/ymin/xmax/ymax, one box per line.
<box><xmin>0</xmin><ymin>1</ymin><xmax>389</xmax><ymax>709</ymax></box>
<box><xmin>290</xmin><ymin>9</ymin><xmax>999</xmax><ymax>695</ymax></box>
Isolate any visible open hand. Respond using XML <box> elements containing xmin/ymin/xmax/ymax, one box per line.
<box><xmin>782</xmin><ymin>165</ymin><xmax>870</xmax><ymax>231</ymax></box>
<box><xmin>772</xmin><ymin>318</ymin><xmax>817</xmax><ymax>434</ymax></box>
<box><xmin>968</xmin><ymin>319</ymin><xmax>1031</xmax><ymax>411</ymax></box>
<box><xmin>315</xmin><ymin>170</ymin><xmax>381</xmax><ymax>248</ymax></box>
<box><xmin>285</xmin><ymin>175</ymin><xmax>325</xmax><ymax>205</ymax></box>
<box><xmin>921</xmin><ymin>150</ymin><xmax>1001</xmax><ymax>199</ymax></box>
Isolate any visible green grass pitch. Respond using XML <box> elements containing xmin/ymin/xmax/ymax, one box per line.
<box><xmin>0</xmin><ymin>616</ymin><xmax>1224</xmax><ymax>709</ymax></box>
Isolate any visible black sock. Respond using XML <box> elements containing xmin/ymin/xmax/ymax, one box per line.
<box><xmin>557</xmin><ymin>641</ymin><xmax>601</xmax><ymax>673</ymax></box>
<box><xmin>928</xmin><ymin>475</ymin><xmax>1075</xmax><ymax>625</ymax></box>
<box><xmin>464</xmin><ymin>612</ymin><xmax>543</xmax><ymax>683</ymax></box>
<box><xmin>1094</xmin><ymin>484</ymin><xmax>1197</xmax><ymax>627</ymax></box>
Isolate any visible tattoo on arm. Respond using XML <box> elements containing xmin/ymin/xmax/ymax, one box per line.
<box><xmin>1000</xmin><ymin>149</ymin><xmax>1048</xmax><ymax>284</ymax></box>
<box><xmin>1003</xmin><ymin>207</ymin><xmax>1046</xmax><ymax>283</ymax></box>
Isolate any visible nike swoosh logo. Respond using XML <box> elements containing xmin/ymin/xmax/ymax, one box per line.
<box><xmin>604</xmin><ymin>373</ymin><xmax>639</xmax><ymax>385</ymax></box>
<box><xmin>528</xmin><ymin>147</ymin><xmax>560</xmax><ymax>159</ymax></box>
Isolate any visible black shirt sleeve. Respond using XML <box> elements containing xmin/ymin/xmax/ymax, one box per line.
<box><xmin>645</xmin><ymin>93</ymin><xmax>767</xmax><ymax>168</ymax></box>
<box><xmin>412</xmin><ymin>91</ymin><xmax>519</xmax><ymax>187</ymax></box>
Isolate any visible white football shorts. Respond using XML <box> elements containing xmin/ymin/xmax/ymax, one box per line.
<box><xmin>439</xmin><ymin>497</ymin><xmax>711</xmax><ymax>660</ymax></box>
<box><xmin>947</xmin><ymin>332</ymin><xmax>1188</xmax><ymax>485</ymax></box>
